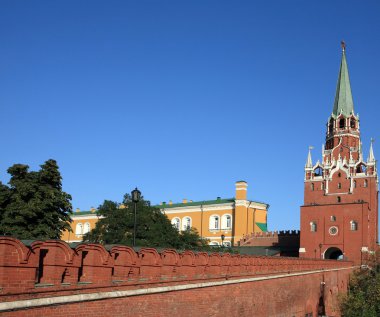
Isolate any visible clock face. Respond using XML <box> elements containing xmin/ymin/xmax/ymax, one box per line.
<box><xmin>329</xmin><ymin>226</ymin><xmax>338</xmax><ymax>236</ymax></box>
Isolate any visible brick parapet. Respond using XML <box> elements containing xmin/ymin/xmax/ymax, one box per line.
<box><xmin>0</xmin><ymin>237</ymin><xmax>351</xmax><ymax>302</ymax></box>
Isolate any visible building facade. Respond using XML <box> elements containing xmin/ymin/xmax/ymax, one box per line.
<box><xmin>61</xmin><ymin>180</ymin><xmax>269</xmax><ymax>245</ymax></box>
<box><xmin>300</xmin><ymin>43</ymin><xmax>379</xmax><ymax>264</ymax></box>
<box><xmin>161</xmin><ymin>181</ymin><xmax>268</xmax><ymax>246</ymax></box>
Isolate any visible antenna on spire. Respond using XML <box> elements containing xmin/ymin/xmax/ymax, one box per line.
<box><xmin>341</xmin><ymin>40</ymin><xmax>346</xmax><ymax>52</ymax></box>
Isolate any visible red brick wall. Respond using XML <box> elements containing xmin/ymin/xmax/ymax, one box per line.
<box><xmin>0</xmin><ymin>237</ymin><xmax>353</xmax><ymax>317</ymax></box>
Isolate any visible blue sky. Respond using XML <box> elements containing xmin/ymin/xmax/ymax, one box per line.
<box><xmin>1</xmin><ymin>1</ymin><xmax>379</xmax><ymax>231</ymax></box>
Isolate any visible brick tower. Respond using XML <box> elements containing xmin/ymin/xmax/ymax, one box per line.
<box><xmin>299</xmin><ymin>43</ymin><xmax>379</xmax><ymax>264</ymax></box>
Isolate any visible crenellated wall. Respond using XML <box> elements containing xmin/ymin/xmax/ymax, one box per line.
<box><xmin>0</xmin><ymin>237</ymin><xmax>354</xmax><ymax>317</ymax></box>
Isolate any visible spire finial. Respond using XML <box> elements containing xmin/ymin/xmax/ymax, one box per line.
<box><xmin>306</xmin><ymin>146</ymin><xmax>314</xmax><ymax>168</ymax></box>
<box><xmin>341</xmin><ymin>40</ymin><xmax>346</xmax><ymax>52</ymax></box>
<box><xmin>368</xmin><ymin>138</ymin><xmax>376</xmax><ymax>163</ymax></box>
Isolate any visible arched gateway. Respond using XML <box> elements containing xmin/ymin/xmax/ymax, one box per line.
<box><xmin>324</xmin><ymin>247</ymin><xmax>343</xmax><ymax>260</ymax></box>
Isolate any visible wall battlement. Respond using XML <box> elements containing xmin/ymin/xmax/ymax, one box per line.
<box><xmin>0</xmin><ymin>236</ymin><xmax>349</xmax><ymax>302</ymax></box>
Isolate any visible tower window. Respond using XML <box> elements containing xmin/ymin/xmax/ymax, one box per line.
<box><xmin>353</xmin><ymin>180</ymin><xmax>357</xmax><ymax>188</ymax></box>
<box><xmin>338</xmin><ymin>183</ymin><xmax>341</xmax><ymax>189</ymax></box>
<box><xmin>339</xmin><ymin>118</ymin><xmax>345</xmax><ymax>129</ymax></box>
<box><xmin>314</xmin><ymin>167</ymin><xmax>323</xmax><ymax>176</ymax></box>
<box><xmin>337</xmin><ymin>196</ymin><xmax>341</xmax><ymax>203</ymax></box>
<box><xmin>350</xmin><ymin>221</ymin><xmax>358</xmax><ymax>231</ymax></box>
<box><xmin>331</xmin><ymin>215</ymin><xmax>336</xmax><ymax>222</ymax></box>
<box><xmin>364</xmin><ymin>180</ymin><xmax>368</xmax><ymax>188</ymax></box>
<box><xmin>350</xmin><ymin>119</ymin><xmax>356</xmax><ymax>128</ymax></box>
<box><xmin>310</xmin><ymin>222</ymin><xmax>317</xmax><ymax>232</ymax></box>
<box><xmin>311</xmin><ymin>183</ymin><xmax>314</xmax><ymax>191</ymax></box>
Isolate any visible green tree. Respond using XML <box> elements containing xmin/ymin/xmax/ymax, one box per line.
<box><xmin>0</xmin><ymin>160</ymin><xmax>73</xmax><ymax>239</ymax></box>
<box><xmin>340</xmin><ymin>265</ymin><xmax>380</xmax><ymax>316</ymax></box>
<box><xmin>84</xmin><ymin>194</ymin><xmax>209</xmax><ymax>249</ymax></box>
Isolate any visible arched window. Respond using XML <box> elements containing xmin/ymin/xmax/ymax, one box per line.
<box><xmin>350</xmin><ymin>119</ymin><xmax>356</xmax><ymax>128</ymax></box>
<box><xmin>350</xmin><ymin>221</ymin><xmax>358</xmax><ymax>231</ymax></box>
<box><xmin>314</xmin><ymin>167</ymin><xmax>323</xmax><ymax>177</ymax></box>
<box><xmin>221</xmin><ymin>214</ymin><xmax>232</xmax><ymax>230</ymax></box>
<box><xmin>83</xmin><ymin>222</ymin><xmax>91</xmax><ymax>234</ymax></box>
<box><xmin>331</xmin><ymin>215</ymin><xmax>336</xmax><ymax>222</ymax></box>
<box><xmin>209</xmin><ymin>215</ymin><xmax>220</xmax><ymax>230</ymax></box>
<box><xmin>311</xmin><ymin>183</ymin><xmax>314</xmax><ymax>191</ymax></box>
<box><xmin>171</xmin><ymin>218</ymin><xmax>181</xmax><ymax>231</ymax></box>
<box><xmin>75</xmin><ymin>223</ymin><xmax>83</xmax><ymax>235</ymax></box>
<box><xmin>337</xmin><ymin>196</ymin><xmax>341</xmax><ymax>203</ymax></box>
<box><xmin>310</xmin><ymin>222</ymin><xmax>317</xmax><ymax>232</ymax></box>
<box><xmin>339</xmin><ymin>118</ymin><xmax>345</xmax><ymax>129</ymax></box>
<box><xmin>364</xmin><ymin>180</ymin><xmax>368</xmax><ymax>188</ymax></box>
<box><xmin>338</xmin><ymin>183</ymin><xmax>341</xmax><ymax>189</ymax></box>
<box><xmin>182</xmin><ymin>217</ymin><xmax>191</xmax><ymax>231</ymax></box>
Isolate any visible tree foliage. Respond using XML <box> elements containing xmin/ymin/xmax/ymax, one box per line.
<box><xmin>83</xmin><ymin>194</ymin><xmax>209</xmax><ymax>249</ymax></box>
<box><xmin>0</xmin><ymin>160</ymin><xmax>73</xmax><ymax>239</ymax></box>
<box><xmin>340</xmin><ymin>264</ymin><xmax>380</xmax><ymax>316</ymax></box>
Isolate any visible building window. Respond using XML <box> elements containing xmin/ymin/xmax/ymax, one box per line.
<box><xmin>353</xmin><ymin>180</ymin><xmax>356</xmax><ymax>188</ymax></box>
<box><xmin>75</xmin><ymin>223</ymin><xmax>83</xmax><ymax>235</ymax></box>
<box><xmin>338</xmin><ymin>183</ymin><xmax>341</xmax><ymax>189</ymax></box>
<box><xmin>182</xmin><ymin>217</ymin><xmax>191</xmax><ymax>231</ymax></box>
<box><xmin>350</xmin><ymin>221</ymin><xmax>358</xmax><ymax>231</ymax></box>
<box><xmin>331</xmin><ymin>215</ymin><xmax>336</xmax><ymax>222</ymax></box>
<box><xmin>337</xmin><ymin>196</ymin><xmax>341</xmax><ymax>203</ymax></box>
<box><xmin>171</xmin><ymin>218</ymin><xmax>181</xmax><ymax>231</ymax></box>
<box><xmin>83</xmin><ymin>222</ymin><xmax>91</xmax><ymax>234</ymax></box>
<box><xmin>321</xmin><ymin>183</ymin><xmax>325</xmax><ymax>190</ymax></box>
<box><xmin>364</xmin><ymin>180</ymin><xmax>368</xmax><ymax>188</ymax></box>
<box><xmin>350</xmin><ymin>119</ymin><xmax>356</xmax><ymax>128</ymax></box>
<box><xmin>311</xmin><ymin>183</ymin><xmax>314</xmax><ymax>191</ymax></box>
<box><xmin>221</xmin><ymin>214</ymin><xmax>232</xmax><ymax>230</ymax></box>
<box><xmin>310</xmin><ymin>222</ymin><xmax>317</xmax><ymax>232</ymax></box>
<box><xmin>339</xmin><ymin>118</ymin><xmax>345</xmax><ymax>129</ymax></box>
<box><xmin>209</xmin><ymin>215</ymin><xmax>220</xmax><ymax>230</ymax></box>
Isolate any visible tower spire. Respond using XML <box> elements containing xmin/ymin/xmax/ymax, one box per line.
<box><xmin>332</xmin><ymin>41</ymin><xmax>354</xmax><ymax>117</ymax></box>
<box><xmin>368</xmin><ymin>138</ymin><xmax>376</xmax><ymax>163</ymax></box>
<box><xmin>305</xmin><ymin>146</ymin><xmax>313</xmax><ymax>168</ymax></box>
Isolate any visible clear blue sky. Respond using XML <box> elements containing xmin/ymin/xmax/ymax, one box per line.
<box><xmin>1</xmin><ymin>1</ymin><xmax>379</xmax><ymax>231</ymax></box>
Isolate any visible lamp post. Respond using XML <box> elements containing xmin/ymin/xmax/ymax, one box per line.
<box><xmin>131</xmin><ymin>187</ymin><xmax>141</xmax><ymax>247</ymax></box>
<box><xmin>221</xmin><ymin>234</ymin><xmax>225</xmax><ymax>249</ymax></box>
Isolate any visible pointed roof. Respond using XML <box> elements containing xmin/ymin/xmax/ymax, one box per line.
<box><xmin>306</xmin><ymin>146</ymin><xmax>313</xmax><ymax>168</ymax></box>
<box><xmin>332</xmin><ymin>42</ymin><xmax>354</xmax><ymax>118</ymax></box>
<box><xmin>368</xmin><ymin>138</ymin><xmax>375</xmax><ymax>163</ymax></box>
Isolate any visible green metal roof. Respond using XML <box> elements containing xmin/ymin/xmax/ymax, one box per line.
<box><xmin>332</xmin><ymin>48</ymin><xmax>355</xmax><ymax>118</ymax></box>
<box><xmin>72</xmin><ymin>210</ymin><xmax>96</xmax><ymax>216</ymax></box>
<box><xmin>256</xmin><ymin>222</ymin><xmax>267</xmax><ymax>232</ymax></box>
<box><xmin>156</xmin><ymin>198</ymin><xmax>235</xmax><ymax>209</ymax></box>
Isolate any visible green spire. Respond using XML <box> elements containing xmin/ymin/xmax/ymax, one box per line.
<box><xmin>332</xmin><ymin>42</ymin><xmax>354</xmax><ymax>117</ymax></box>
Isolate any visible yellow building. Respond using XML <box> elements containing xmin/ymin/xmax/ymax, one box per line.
<box><xmin>161</xmin><ymin>181</ymin><xmax>268</xmax><ymax>246</ymax></box>
<box><xmin>61</xmin><ymin>207</ymin><xmax>99</xmax><ymax>243</ymax></box>
<box><xmin>61</xmin><ymin>181</ymin><xmax>268</xmax><ymax>246</ymax></box>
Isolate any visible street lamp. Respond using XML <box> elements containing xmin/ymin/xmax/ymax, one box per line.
<box><xmin>221</xmin><ymin>234</ymin><xmax>225</xmax><ymax>248</ymax></box>
<box><xmin>131</xmin><ymin>187</ymin><xmax>141</xmax><ymax>247</ymax></box>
